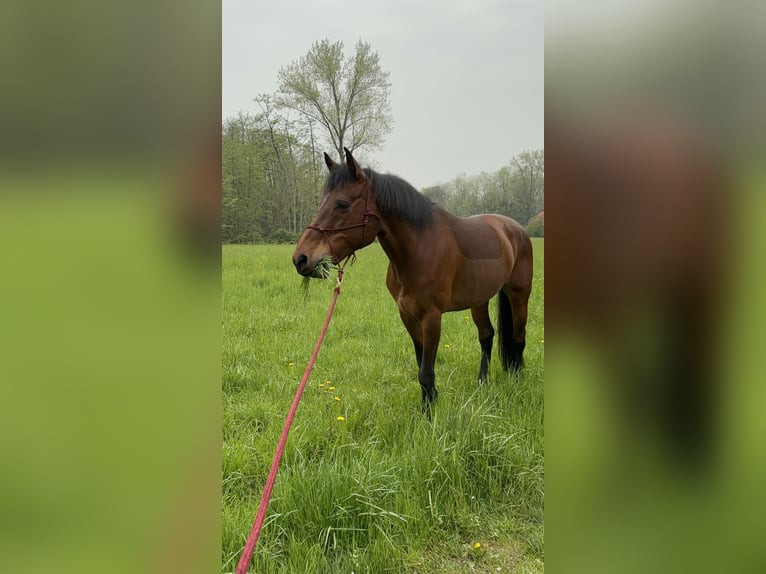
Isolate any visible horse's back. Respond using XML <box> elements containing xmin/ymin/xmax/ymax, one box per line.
<box><xmin>470</xmin><ymin>213</ymin><xmax>533</xmax><ymax>273</ymax></box>
<box><xmin>443</xmin><ymin>212</ymin><xmax>504</xmax><ymax>260</ymax></box>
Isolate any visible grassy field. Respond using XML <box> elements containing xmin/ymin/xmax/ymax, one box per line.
<box><xmin>222</xmin><ymin>238</ymin><xmax>544</xmax><ymax>573</ymax></box>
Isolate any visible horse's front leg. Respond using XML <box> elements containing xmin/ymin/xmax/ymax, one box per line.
<box><xmin>419</xmin><ymin>309</ymin><xmax>442</xmax><ymax>415</ymax></box>
<box><xmin>397</xmin><ymin>308</ymin><xmax>423</xmax><ymax>370</ymax></box>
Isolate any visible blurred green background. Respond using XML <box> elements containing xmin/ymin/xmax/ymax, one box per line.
<box><xmin>546</xmin><ymin>2</ymin><xmax>766</xmax><ymax>572</ymax></box>
<box><xmin>0</xmin><ymin>1</ymin><xmax>220</xmax><ymax>573</ymax></box>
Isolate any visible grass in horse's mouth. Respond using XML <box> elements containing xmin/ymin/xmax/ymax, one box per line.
<box><xmin>300</xmin><ymin>257</ymin><xmax>335</xmax><ymax>301</ymax></box>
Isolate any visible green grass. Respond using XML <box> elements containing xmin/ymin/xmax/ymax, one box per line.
<box><xmin>222</xmin><ymin>239</ymin><xmax>544</xmax><ymax>573</ymax></box>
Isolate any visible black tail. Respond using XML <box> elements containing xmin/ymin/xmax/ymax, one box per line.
<box><xmin>497</xmin><ymin>289</ymin><xmax>524</xmax><ymax>371</ymax></box>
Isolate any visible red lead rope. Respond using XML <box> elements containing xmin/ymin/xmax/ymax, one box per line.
<box><xmin>235</xmin><ymin>268</ymin><xmax>344</xmax><ymax>574</ymax></box>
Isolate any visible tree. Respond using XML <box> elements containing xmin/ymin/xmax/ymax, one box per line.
<box><xmin>277</xmin><ymin>39</ymin><xmax>393</xmax><ymax>162</ymax></box>
<box><xmin>422</xmin><ymin>185</ymin><xmax>449</xmax><ymax>208</ymax></box>
<box><xmin>509</xmin><ymin>150</ymin><xmax>544</xmax><ymax>225</ymax></box>
<box><xmin>447</xmin><ymin>174</ymin><xmax>481</xmax><ymax>216</ymax></box>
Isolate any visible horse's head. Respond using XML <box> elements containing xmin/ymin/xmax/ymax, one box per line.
<box><xmin>292</xmin><ymin>147</ymin><xmax>381</xmax><ymax>277</ymax></box>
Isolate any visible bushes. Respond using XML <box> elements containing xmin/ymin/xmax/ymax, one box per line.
<box><xmin>526</xmin><ymin>211</ymin><xmax>544</xmax><ymax>237</ymax></box>
<box><xmin>267</xmin><ymin>228</ymin><xmax>301</xmax><ymax>244</ymax></box>
<box><xmin>222</xmin><ymin>228</ymin><xmax>300</xmax><ymax>245</ymax></box>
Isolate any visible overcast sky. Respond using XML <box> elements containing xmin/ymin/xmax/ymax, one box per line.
<box><xmin>223</xmin><ymin>0</ymin><xmax>543</xmax><ymax>188</ymax></box>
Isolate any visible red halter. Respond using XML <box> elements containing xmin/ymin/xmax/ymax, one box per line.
<box><xmin>305</xmin><ymin>184</ymin><xmax>380</xmax><ymax>264</ymax></box>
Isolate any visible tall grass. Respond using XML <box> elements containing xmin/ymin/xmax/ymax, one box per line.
<box><xmin>223</xmin><ymin>239</ymin><xmax>544</xmax><ymax>573</ymax></box>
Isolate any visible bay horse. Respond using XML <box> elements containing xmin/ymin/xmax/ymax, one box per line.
<box><xmin>546</xmin><ymin>115</ymin><xmax>728</xmax><ymax>465</ymax></box>
<box><xmin>292</xmin><ymin>148</ymin><xmax>533</xmax><ymax>412</ymax></box>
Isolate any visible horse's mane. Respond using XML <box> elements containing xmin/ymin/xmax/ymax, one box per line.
<box><xmin>324</xmin><ymin>165</ymin><xmax>434</xmax><ymax>228</ymax></box>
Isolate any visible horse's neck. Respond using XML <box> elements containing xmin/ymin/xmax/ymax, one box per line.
<box><xmin>377</xmin><ymin>215</ymin><xmax>433</xmax><ymax>275</ymax></box>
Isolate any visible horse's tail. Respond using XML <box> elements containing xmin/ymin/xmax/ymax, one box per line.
<box><xmin>497</xmin><ymin>289</ymin><xmax>515</xmax><ymax>371</ymax></box>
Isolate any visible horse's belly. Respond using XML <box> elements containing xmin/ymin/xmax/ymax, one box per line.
<box><xmin>447</xmin><ymin>258</ymin><xmax>507</xmax><ymax>311</ymax></box>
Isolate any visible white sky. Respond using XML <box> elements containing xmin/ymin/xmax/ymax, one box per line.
<box><xmin>223</xmin><ymin>0</ymin><xmax>543</xmax><ymax>188</ymax></box>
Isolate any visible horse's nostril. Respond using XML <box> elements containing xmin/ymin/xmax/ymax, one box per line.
<box><xmin>294</xmin><ymin>253</ymin><xmax>308</xmax><ymax>270</ymax></box>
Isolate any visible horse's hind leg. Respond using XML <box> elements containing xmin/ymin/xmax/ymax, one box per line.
<box><xmin>471</xmin><ymin>301</ymin><xmax>494</xmax><ymax>383</ymax></box>
<box><xmin>507</xmin><ymin>283</ymin><xmax>530</xmax><ymax>370</ymax></box>
<box><xmin>501</xmin><ymin>252</ymin><xmax>533</xmax><ymax>371</ymax></box>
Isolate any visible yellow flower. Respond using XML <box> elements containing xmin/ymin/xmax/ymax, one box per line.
<box><xmin>329</xmin><ymin>386</ymin><xmax>336</xmax><ymax>391</ymax></box>
<box><xmin>319</xmin><ymin>383</ymin><xmax>325</xmax><ymax>388</ymax></box>
<box><xmin>444</xmin><ymin>344</ymin><xmax>451</xmax><ymax>349</ymax></box>
<box><xmin>336</xmin><ymin>416</ymin><xmax>345</xmax><ymax>422</ymax></box>
<box><xmin>540</xmin><ymin>339</ymin><xmax>544</xmax><ymax>343</ymax></box>
<box><xmin>325</xmin><ymin>380</ymin><xmax>331</xmax><ymax>385</ymax></box>
<box><xmin>334</xmin><ymin>396</ymin><xmax>341</xmax><ymax>402</ymax></box>
<box><xmin>474</xmin><ymin>542</ymin><xmax>482</xmax><ymax>549</ymax></box>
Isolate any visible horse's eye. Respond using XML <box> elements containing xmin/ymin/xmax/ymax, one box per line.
<box><xmin>336</xmin><ymin>200</ymin><xmax>349</xmax><ymax>210</ymax></box>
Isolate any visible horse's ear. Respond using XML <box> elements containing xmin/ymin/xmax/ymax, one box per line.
<box><xmin>324</xmin><ymin>152</ymin><xmax>338</xmax><ymax>171</ymax></box>
<box><xmin>344</xmin><ymin>147</ymin><xmax>366</xmax><ymax>182</ymax></box>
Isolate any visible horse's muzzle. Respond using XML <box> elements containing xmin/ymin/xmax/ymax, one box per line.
<box><xmin>292</xmin><ymin>253</ymin><xmax>327</xmax><ymax>278</ymax></box>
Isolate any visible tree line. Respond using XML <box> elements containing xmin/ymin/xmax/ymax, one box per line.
<box><xmin>222</xmin><ymin>105</ymin><xmax>324</xmax><ymax>244</ymax></box>
<box><xmin>422</xmin><ymin>149</ymin><xmax>544</xmax><ymax>236</ymax></box>
<box><xmin>222</xmin><ymin>119</ymin><xmax>543</xmax><ymax>243</ymax></box>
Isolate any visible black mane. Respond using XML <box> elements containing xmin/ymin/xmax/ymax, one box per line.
<box><xmin>324</xmin><ymin>165</ymin><xmax>434</xmax><ymax>228</ymax></box>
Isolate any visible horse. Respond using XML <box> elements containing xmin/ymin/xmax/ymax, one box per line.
<box><xmin>292</xmin><ymin>147</ymin><xmax>534</xmax><ymax>412</ymax></box>
<box><xmin>546</xmin><ymin>115</ymin><xmax>727</xmax><ymax>465</ymax></box>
